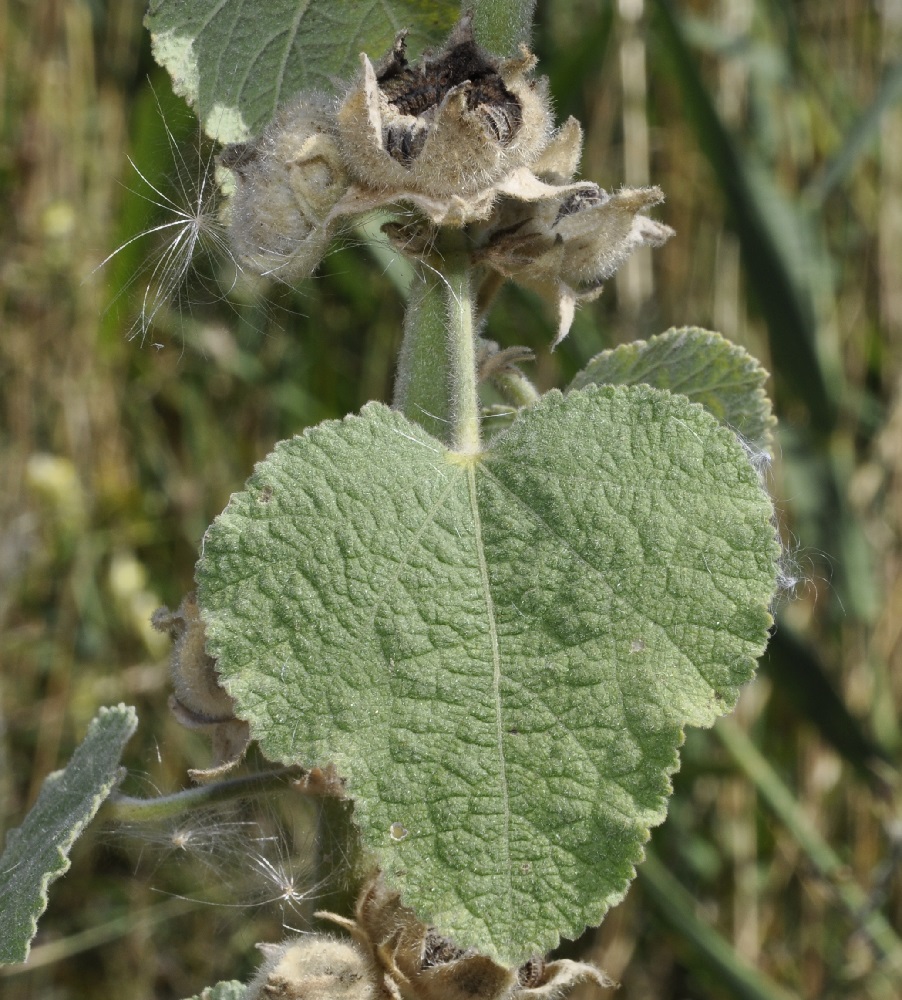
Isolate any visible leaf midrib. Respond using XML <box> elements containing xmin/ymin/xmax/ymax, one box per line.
<box><xmin>466</xmin><ymin>461</ymin><xmax>513</xmax><ymax>932</ymax></box>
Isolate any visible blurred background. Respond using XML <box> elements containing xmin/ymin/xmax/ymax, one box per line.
<box><xmin>1</xmin><ymin>0</ymin><xmax>900</xmax><ymax>997</ymax></box>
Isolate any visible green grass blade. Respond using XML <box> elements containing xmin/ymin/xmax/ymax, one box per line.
<box><xmin>639</xmin><ymin>851</ymin><xmax>801</xmax><ymax>1000</ymax></box>
<box><xmin>650</xmin><ymin>0</ymin><xmax>838</xmax><ymax>432</ymax></box>
<box><xmin>804</xmin><ymin>60</ymin><xmax>902</xmax><ymax>207</ymax></box>
<box><xmin>716</xmin><ymin>718</ymin><xmax>902</xmax><ymax>974</ymax></box>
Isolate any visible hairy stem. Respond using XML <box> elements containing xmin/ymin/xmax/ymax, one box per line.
<box><xmin>393</xmin><ymin>231</ymin><xmax>481</xmax><ymax>453</ymax></box>
<box><xmin>445</xmin><ymin>239</ymin><xmax>481</xmax><ymax>454</ymax></box>
<box><xmin>469</xmin><ymin>0</ymin><xmax>537</xmax><ymax>53</ymax></box>
<box><xmin>393</xmin><ymin>269</ymin><xmax>454</xmax><ymax>442</ymax></box>
<box><xmin>105</xmin><ymin>766</ymin><xmax>304</xmax><ymax>823</ymax></box>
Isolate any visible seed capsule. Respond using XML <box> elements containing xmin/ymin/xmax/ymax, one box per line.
<box><xmin>336</xmin><ymin>15</ymin><xmax>552</xmax><ymax>222</ymax></box>
<box><xmin>474</xmin><ymin>118</ymin><xmax>674</xmax><ymax>344</ymax></box>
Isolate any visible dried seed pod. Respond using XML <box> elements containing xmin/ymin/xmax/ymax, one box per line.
<box><xmin>553</xmin><ymin>186</ymin><xmax>673</xmax><ymax>288</ymax></box>
<box><xmin>515</xmin><ymin>958</ymin><xmax>615</xmax><ymax>998</ymax></box>
<box><xmin>478</xmin><ymin>184</ymin><xmax>674</xmax><ymax>345</ymax></box>
<box><xmin>152</xmin><ymin>592</ymin><xmax>250</xmax><ymax>777</ymax></box>
<box><xmin>244</xmin><ymin>935</ymin><xmax>381</xmax><ymax>1000</ymax></box>
<box><xmin>320</xmin><ymin>878</ymin><xmax>516</xmax><ymax>1000</ymax></box>
<box><xmin>220</xmin><ymin>92</ymin><xmax>349</xmax><ymax>281</ymax></box>
<box><xmin>335</xmin><ymin>15</ymin><xmax>552</xmax><ymax>222</ymax></box>
<box><xmin>317</xmin><ymin>876</ymin><xmax>614</xmax><ymax>1000</ymax></box>
<box><xmin>466</xmin><ymin>113</ymin><xmax>673</xmax><ymax>342</ymax></box>
<box><xmin>152</xmin><ymin>592</ymin><xmax>233</xmax><ymax>722</ymax></box>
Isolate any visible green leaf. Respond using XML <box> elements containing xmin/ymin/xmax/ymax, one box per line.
<box><xmin>183</xmin><ymin>982</ymin><xmax>246</xmax><ymax>1000</ymax></box>
<box><xmin>0</xmin><ymin>705</ymin><xmax>138</xmax><ymax>965</ymax></box>
<box><xmin>197</xmin><ymin>387</ymin><xmax>779</xmax><ymax>963</ymax></box>
<box><xmin>145</xmin><ymin>0</ymin><xmax>460</xmax><ymax>143</ymax></box>
<box><xmin>569</xmin><ymin>327</ymin><xmax>775</xmax><ymax>453</ymax></box>
<box><xmin>470</xmin><ymin>0</ymin><xmax>536</xmax><ymax>53</ymax></box>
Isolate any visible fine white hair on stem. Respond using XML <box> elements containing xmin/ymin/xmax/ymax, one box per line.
<box><xmin>111</xmin><ymin>800</ymin><xmax>259</xmax><ymax>881</ymax></box>
<box><xmin>113</xmin><ymin>791</ymin><xmax>334</xmax><ymax>932</ymax></box>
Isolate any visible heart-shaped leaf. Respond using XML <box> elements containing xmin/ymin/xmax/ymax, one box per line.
<box><xmin>197</xmin><ymin>386</ymin><xmax>779</xmax><ymax>962</ymax></box>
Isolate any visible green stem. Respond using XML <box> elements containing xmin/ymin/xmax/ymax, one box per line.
<box><xmin>105</xmin><ymin>765</ymin><xmax>303</xmax><ymax>823</ymax></box>
<box><xmin>393</xmin><ymin>269</ymin><xmax>454</xmax><ymax>442</ymax></box>
<box><xmin>469</xmin><ymin>0</ymin><xmax>537</xmax><ymax>53</ymax></box>
<box><xmin>393</xmin><ymin>232</ymin><xmax>481</xmax><ymax>454</ymax></box>
<box><xmin>355</xmin><ymin>213</ymin><xmax>415</xmax><ymax>296</ymax></box>
<box><xmin>445</xmin><ymin>244</ymin><xmax>481</xmax><ymax>454</ymax></box>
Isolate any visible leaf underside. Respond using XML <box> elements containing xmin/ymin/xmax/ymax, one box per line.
<box><xmin>0</xmin><ymin>705</ymin><xmax>138</xmax><ymax>965</ymax></box>
<box><xmin>145</xmin><ymin>0</ymin><xmax>460</xmax><ymax>143</ymax></box>
<box><xmin>197</xmin><ymin>385</ymin><xmax>779</xmax><ymax>963</ymax></box>
<box><xmin>569</xmin><ymin>326</ymin><xmax>775</xmax><ymax>454</ymax></box>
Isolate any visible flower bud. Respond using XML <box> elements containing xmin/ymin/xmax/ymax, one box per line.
<box><xmin>220</xmin><ymin>93</ymin><xmax>349</xmax><ymax>281</ymax></box>
<box><xmin>244</xmin><ymin>936</ymin><xmax>379</xmax><ymax>1000</ymax></box>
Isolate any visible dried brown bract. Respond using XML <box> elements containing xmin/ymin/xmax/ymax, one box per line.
<box><xmin>475</xmin><ymin>118</ymin><xmax>674</xmax><ymax>343</ymax></box>
<box><xmin>216</xmin><ymin>16</ymin><xmax>671</xmax><ymax>344</ymax></box>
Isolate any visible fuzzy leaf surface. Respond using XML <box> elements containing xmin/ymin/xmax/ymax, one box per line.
<box><xmin>145</xmin><ymin>0</ymin><xmax>459</xmax><ymax>142</ymax></box>
<box><xmin>197</xmin><ymin>387</ymin><xmax>778</xmax><ymax>962</ymax></box>
<box><xmin>0</xmin><ymin>705</ymin><xmax>137</xmax><ymax>964</ymax></box>
<box><xmin>470</xmin><ymin>0</ymin><xmax>537</xmax><ymax>52</ymax></box>
<box><xmin>569</xmin><ymin>327</ymin><xmax>775</xmax><ymax>452</ymax></box>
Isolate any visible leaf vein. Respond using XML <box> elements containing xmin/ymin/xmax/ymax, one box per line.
<box><xmin>468</xmin><ymin>464</ymin><xmax>513</xmax><ymax>922</ymax></box>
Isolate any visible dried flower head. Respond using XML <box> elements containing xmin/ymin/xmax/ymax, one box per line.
<box><xmin>215</xmin><ymin>15</ymin><xmax>671</xmax><ymax>329</ymax></box>
<box><xmin>315</xmin><ymin>876</ymin><xmax>614</xmax><ymax>1000</ymax></box>
<box><xmin>335</xmin><ymin>15</ymin><xmax>554</xmax><ymax>224</ymax></box>
<box><xmin>220</xmin><ymin>92</ymin><xmax>350</xmax><ymax>281</ymax></box>
<box><xmin>476</xmin><ymin>118</ymin><xmax>674</xmax><ymax>343</ymax></box>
